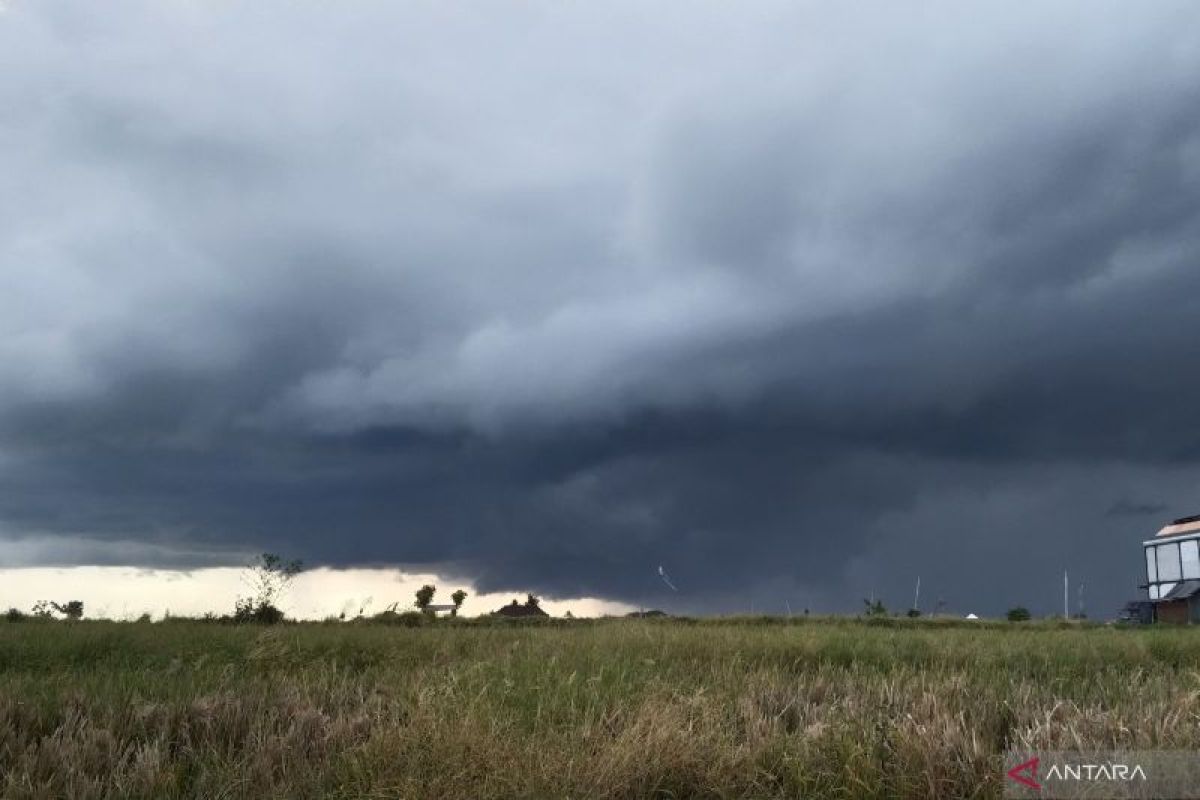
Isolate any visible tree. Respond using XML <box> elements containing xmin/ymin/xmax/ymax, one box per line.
<box><xmin>236</xmin><ymin>552</ymin><xmax>303</xmax><ymax>624</ymax></box>
<box><xmin>1006</xmin><ymin>606</ymin><xmax>1032</xmax><ymax>622</ymax></box>
<box><xmin>415</xmin><ymin>584</ymin><xmax>436</xmax><ymax>611</ymax></box>
<box><xmin>28</xmin><ymin>600</ymin><xmax>83</xmax><ymax>620</ymax></box>
<box><xmin>51</xmin><ymin>601</ymin><xmax>84</xmax><ymax>620</ymax></box>
<box><xmin>862</xmin><ymin>598</ymin><xmax>887</xmax><ymax>617</ymax></box>
<box><xmin>525</xmin><ymin>593</ymin><xmax>541</xmax><ymax>609</ymax></box>
<box><xmin>450</xmin><ymin>589</ymin><xmax>467</xmax><ymax>616</ymax></box>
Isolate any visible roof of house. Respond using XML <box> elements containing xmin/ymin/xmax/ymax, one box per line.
<box><xmin>1155</xmin><ymin>514</ymin><xmax>1200</xmax><ymax>538</ymax></box>
<box><xmin>1159</xmin><ymin>580</ymin><xmax>1200</xmax><ymax>602</ymax></box>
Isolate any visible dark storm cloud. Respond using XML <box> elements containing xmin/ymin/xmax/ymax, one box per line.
<box><xmin>1107</xmin><ymin>500</ymin><xmax>1169</xmax><ymax>518</ymax></box>
<box><xmin>3</xmin><ymin>1</ymin><xmax>1200</xmax><ymax>615</ymax></box>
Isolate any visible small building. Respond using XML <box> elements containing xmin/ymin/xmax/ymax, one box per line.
<box><xmin>424</xmin><ymin>604</ymin><xmax>459</xmax><ymax>617</ymax></box>
<box><xmin>1143</xmin><ymin>514</ymin><xmax>1200</xmax><ymax>623</ymax></box>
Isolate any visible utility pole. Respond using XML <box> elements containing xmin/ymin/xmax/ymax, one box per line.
<box><xmin>913</xmin><ymin>577</ymin><xmax>921</xmax><ymax>613</ymax></box>
<box><xmin>1063</xmin><ymin>570</ymin><xmax>1069</xmax><ymax>620</ymax></box>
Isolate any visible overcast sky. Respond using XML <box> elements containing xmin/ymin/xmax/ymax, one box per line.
<box><xmin>2</xmin><ymin>1</ymin><xmax>1200</xmax><ymax>617</ymax></box>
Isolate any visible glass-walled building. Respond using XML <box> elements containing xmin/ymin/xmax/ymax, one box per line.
<box><xmin>1144</xmin><ymin>515</ymin><xmax>1200</xmax><ymax>618</ymax></box>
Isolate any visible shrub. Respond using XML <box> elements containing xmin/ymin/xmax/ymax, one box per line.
<box><xmin>365</xmin><ymin>609</ymin><xmax>428</xmax><ymax>627</ymax></box>
<box><xmin>52</xmin><ymin>601</ymin><xmax>84</xmax><ymax>620</ymax></box>
<box><xmin>234</xmin><ymin>598</ymin><xmax>285</xmax><ymax>625</ymax></box>
<box><xmin>1006</xmin><ymin>606</ymin><xmax>1032</xmax><ymax>622</ymax></box>
<box><xmin>235</xmin><ymin>552</ymin><xmax>302</xmax><ymax>623</ymax></box>
<box><xmin>862</xmin><ymin>598</ymin><xmax>887</xmax><ymax>617</ymax></box>
<box><xmin>4</xmin><ymin>608</ymin><xmax>24</xmax><ymax>622</ymax></box>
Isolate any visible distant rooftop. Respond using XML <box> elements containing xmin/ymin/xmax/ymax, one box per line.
<box><xmin>1155</xmin><ymin>514</ymin><xmax>1200</xmax><ymax>538</ymax></box>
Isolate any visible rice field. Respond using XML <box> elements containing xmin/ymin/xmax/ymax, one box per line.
<box><xmin>2</xmin><ymin>616</ymin><xmax>1198</xmax><ymax>799</ymax></box>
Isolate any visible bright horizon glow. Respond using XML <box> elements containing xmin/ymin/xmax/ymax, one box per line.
<box><xmin>0</xmin><ymin>567</ymin><xmax>635</xmax><ymax>620</ymax></box>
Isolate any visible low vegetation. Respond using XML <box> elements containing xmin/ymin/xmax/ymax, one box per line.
<box><xmin>1006</xmin><ymin>606</ymin><xmax>1032</xmax><ymax>622</ymax></box>
<box><xmin>1</xmin><ymin>616</ymin><xmax>1197</xmax><ymax>799</ymax></box>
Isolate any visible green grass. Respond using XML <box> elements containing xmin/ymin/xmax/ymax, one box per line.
<box><xmin>2</xmin><ymin>617</ymin><xmax>1199</xmax><ymax>799</ymax></box>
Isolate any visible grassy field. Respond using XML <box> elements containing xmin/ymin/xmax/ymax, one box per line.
<box><xmin>2</xmin><ymin>617</ymin><xmax>1199</xmax><ymax>799</ymax></box>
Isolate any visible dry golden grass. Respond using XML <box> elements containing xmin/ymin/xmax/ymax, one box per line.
<box><xmin>2</xmin><ymin>617</ymin><xmax>1198</xmax><ymax>798</ymax></box>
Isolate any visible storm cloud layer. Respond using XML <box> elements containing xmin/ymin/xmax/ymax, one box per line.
<box><xmin>3</xmin><ymin>1</ymin><xmax>1200</xmax><ymax>615</ymax></box>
